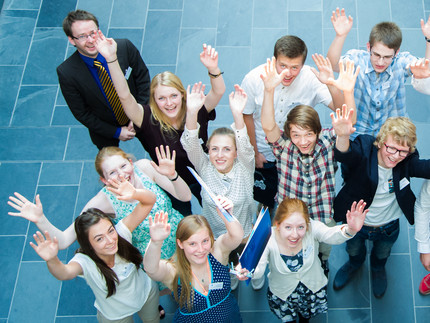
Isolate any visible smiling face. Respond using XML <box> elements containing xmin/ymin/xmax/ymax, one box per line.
<box><xmin>289</xmin><ymin>124</ymin><xmax>318</xmax><ymax>155</ymax></box>
<box><xmin>177</xmin><ymin>228</ymin><xmax>212</xmax><ymax>266</ymax></box>
<box><xmin>153</xmin><ymin>85</ymin><xmax>183</xmax><ymax>123</ymax></box>
<box><xmin>88</xmin><ymin>218</ymin><xmax>119</xmax><ymax>260</ymax></box>
<box><xmin>100</xmin><ymin>155</ymin><xmax>135</xmax><ymax>185</ymax></box>
<box><xmin>208</xmin><ymin>134</ymin><xmax>237</xmax><ymax>174</ymax></box>
<box><xmin>275</xmin><ymin>54</ymin><xmax>304</xmax><ymax>86</ymax></box>
<box><xmin>276</xmin><ymin>212</ymin><xmax>307</xmax><ymax>250</ymax></box>
<box><xmin>68</xmin><ymin>20</ymin><xmax>99</xmax><ymax>58</ymax></box>
<box><xmin>377</xmin><ymin>135</ymin><xmax>410</xmax><ymax>168</ymax></box>
<box><xmin>367</xmin><ymin>41</ymin><xmax>397</xmax><ymax>74</ymax></box>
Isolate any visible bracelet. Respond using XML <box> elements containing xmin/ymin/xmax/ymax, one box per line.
<box><xmin>208</xmin><ymin>71</ymin><xmax>224</xmax><ymax>78</ymax></box>
<box><xmin>107</xmin><ymin>58</ymin><xmax>118</xmax><ymax>63</ymax></box>
<box><xmin>344</xmin><ymin>226</ymin><xmax>354</xmax><ymax>238</ymax></box>
<box><xmin>169</xmin><ymin>172</ymin><xmax>179</xmax><ymax>181</ymax></box>
<box><xmin>426</xmin><ymin>37</ymin><xmax>430</xmax><ymax>43</ymax></box>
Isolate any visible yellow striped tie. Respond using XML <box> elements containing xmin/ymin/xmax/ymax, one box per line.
<box><xmin>94</xmin><ymin>60</ymin><xmax>129</xmax><ymax>126</ymax></box>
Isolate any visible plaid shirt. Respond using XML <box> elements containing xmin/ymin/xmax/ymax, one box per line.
<box><xmin>269</xmin><ymin>129</ymin><xmax>337</xmax><ymax>223</ymax></box>
<box><xmin>342</xmin><ymin>49</ymin><xmax>419</xmax><ymax>138</ymax></box>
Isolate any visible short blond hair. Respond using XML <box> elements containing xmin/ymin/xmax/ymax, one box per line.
<box><xmin>374</xmin><ymin>117</ymin><xmax>417</xmax><ymax>153</ymax></box>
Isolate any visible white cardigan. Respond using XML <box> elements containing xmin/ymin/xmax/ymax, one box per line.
<box><xmin>415</xmin><ymin>180</ymin><xmax>430</xmax><ymax>253</ymax></box>
<box><xmin>253</xmin><ymin>220</ymin><xmax>352</xmax><ymax>300</ymax></box>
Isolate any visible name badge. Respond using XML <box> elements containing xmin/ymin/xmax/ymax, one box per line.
<box><xmin>399</xmin><ymin>177</ymin><xmax>410</xmax><ymax>190</ymax></box>
<box><xmin>209</xmin><ymin>282</ymin><xmax>223</xmax><ymax>290</ymax></box>
<box><xmin>125</xmin><ymin>67</ymin><xmax>132</xmax><ymax>80</ymax></box>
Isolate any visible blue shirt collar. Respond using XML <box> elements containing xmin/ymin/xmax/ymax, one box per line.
<box><xmin>79</xmin><ymin>52</ymin><xmax>106</xmax><ymax>67</ymax></box>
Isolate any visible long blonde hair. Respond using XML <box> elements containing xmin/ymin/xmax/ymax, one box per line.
<box><xmin>149</xmin><ymin>71</ymin><xmax>187</xmax><ymax>133</ymax></box>
<box><xmin>171</xmin><ymin>215</ymin><xmax>215</xmax><ymax>310</ymax></box>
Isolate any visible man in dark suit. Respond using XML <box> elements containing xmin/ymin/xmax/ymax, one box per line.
<box><xmin>57</xmin><ymin>10</ymin><xmax>150</xmax><ymax>149</ymax></box>
<box><xmin>331</xmin><ymin>113</ymin><xmax>430</xmax><ymax>298</ymax></box>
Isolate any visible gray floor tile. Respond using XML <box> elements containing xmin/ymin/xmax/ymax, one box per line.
<box><xmin>2</xmin><ymin>0</ymin><xmax>41</xmax><ymax>10</ymax></box>
<box><xmin>110</xmin><ymin>0</ymin><xmax>148</xmax><ymax>28</ymax></box>
<box><xmin>149</xmin><ymin>0</ymin><xmax>182</xmax><ymax>10</ymax></box>
<box><xmin>217</xmin><ymin>0</ymin><xmax>252</xmax><ymax>47</ymax></box>
<box><xmin>0</xmin><ymin>65</ymin><xmax>23</xmax><ymax>126</ymax></box>
<box><xmin>182</xmin><ymin>0</ymin><xmax>217</xmax><ymax>28</ymax></box>
<box><xmin>253</xmin><ymin>0</ymin><xmax>288</xmax><ymax>29</ymax></box>
<box><xmin>37</xmin><ymin>0</ymin><xmax>76</xmax><ymax>27</ymax></box>
<box><xmin>52</xmin><ymin>105</ymin><xmax>82</xmax><ymax>126</ymax></box>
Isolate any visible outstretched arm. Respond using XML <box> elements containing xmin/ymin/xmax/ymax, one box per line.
<box><xmin>94</xmin><ymin>31</ymin><xmax>144</xmax><ymax>127</ymax></box>
<box><xmin>106</xmin><ymin>176</ymin><xmax>156</xmax><ymax>232</ymax></box>
<box><xmin>30</xmin><ymin>231</ymin><xmax>82</xmax><ymax>280</ymax></box>
<box><xmin>421</xmin><ymin>15</ymin><xmax>430</xmax><ymax>60</ymax></box>
<box><xmin>331</xmin><ymin>104</ymin><xmax>356</xmax><ymax>152</ymax></box>
<box><xmin>185</xmin><ymin>82</ymin><xmax>206</xmax><ymax>130</ymax></box>
<box><xmin>260</xmin><ymin>57</ymin><xmax>288</xmax><ymax>143</ymax></box>
<box><xmin>8</xmin><ymin>193</ymin><xmax>77</xmax><ymax>249</ymax></box>
<box><xmin>143</xmin><ymin>211</ymin><xmax>175</xmax><ymax>288</ymax></box>
<box><xmin>229</xmin><ymin>84</ymin><xmax>247</xmax><ymax>130</ymax></box>
<box><xmin>147</xmin><ymin>146</ymin><xmax>192</xmax><ymax>202</ymax></box>
<box><xmin>200</xmin><ymin>44</ymin><xmax>226</xmax><ymax>111</ymax></box>
<box><xmin>327</xmin><ymin>8</ymin><xmax>353</xmax><ymax>72</ymax></box>
<box><xmin>213</xmin><ymin>197</ymin><xmax>244</xmax><ymax>265</ymax></box>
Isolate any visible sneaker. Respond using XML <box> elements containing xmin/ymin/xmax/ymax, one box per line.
<box><xmin>251</xmin><ymin>275</ymin><xmax>265</xmax><ymax>290</ymax></box>
<box><xmin>371</xmin><ymin>268</ymin><xmax>387</xmax><ymax>298</ymax></box>
<box><xmin>231</xmin><ymin>275</ymin><xmax>239</xmax><ymax>290</ymax></box>
<box><xmin>333</xmin><ymin>261</ymin><xmax>358</xmax><ymax>290</ymax></box>
<box><xmin>419</xmin><ymin>273</ymin><xmax>430</xmax><ymax>295</ymax></box>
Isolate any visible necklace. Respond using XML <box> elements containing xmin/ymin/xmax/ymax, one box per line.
<box><xmin>191</xmin><ymin>258</ymin><xmax>210</xmax><ymax>295</ymax></box>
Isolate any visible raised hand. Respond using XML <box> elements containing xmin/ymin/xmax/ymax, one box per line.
<box><xmin>106</xmin><ymin>175</ymin><xmax>136</xmax><ymax>201</ymax></box>
<box><xmin>150</xmin><ymin>145</ymin><xmax>176</xmax><ymax>178</ymax></box>
<box><xmin>421</xmin><ymin>15</ymin><xmax>430</xmax><ymax>38</ymax></box>
<box><xmin>200</xmin><ymin>44</ymin><xmax>219</xmax><ymax>72</ymax></box>
<box><xmin>229</xmin><ymin>84</ymin><xmax>248</xmax><ymax>115</ymax></box>
<box><xmin>346</xmin><ymin>200</ymin><xmax>369</xmax><ymax>234</ymax></box>
<box><xmin>408</xmin><ymin>58</ymin><xmax>430</xmax><ymax>79</ymax></box>
<box><xmin>331</xmin><ymin>7</ymin><xmax>353</xmax><ymax>36</ymax></box>
<box><xmin>328</xmin><ymin>60</ymin><xmax>360</xmax><ymax>92</ymax></box>
<box><xmin>186</xmin><ymin>82</ymin><xmax>206</xmax><ymax>114</ymax></box>
<box><xmin>8</xmin><ymin>192</ymin><xmax>44</xmax><ymax>223</ymax></box>
<box><xmin>216</xmin><ymin>195</ymin><xmax>234</xmax><ymax>215</ymax></box>
<box><xmin>30</xmin><ymin>231</ymin><xmax>59</xmax><ymax>262</ymax></box>
<box><xmin>148</xmin><ymin>211</ymin><xmax>171</xmax><ymax>243</ymax></box>
<box><xmin>93</xmin><ymin>30</ymin><xmax>117</xmax><ymax>61</ymax></box>
<box><xmin>330</xmin><ymin>104</ymin><xmax>356</xmax><ymax>137</ymax></box>
<box><xmin>311</xmin><ymin>54</ymin><xmax>335</xmax><ymax>84</ymax></box>
<box><xmin>260</xmin><ymin>57</ymin><xmax>288</xmax><ymax>91</ymax></box>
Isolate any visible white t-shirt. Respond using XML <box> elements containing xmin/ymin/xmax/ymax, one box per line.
<box><xmin>241</xmin><ymin>64</ymin><xmax>332</xmax><ymax>161</ymax></box>
<box><xmin>365</xmin><ymin>166</ymin><xmax>402</xmax><ymax>226</ymax></box>
<box><xmin>70</xmin><ymin>220</ymin><xmax>152</xmax><ymax>320</ymax></box>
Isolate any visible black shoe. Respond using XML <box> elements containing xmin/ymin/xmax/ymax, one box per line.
<box><xmin>321</xmin><ymin>259</ymin><xmax>329</xmax><ymax>278</ymax></box>
<box><xmin>333</xmin><ymin>261</ymin><xmax>358</xmax><ymax>290</ymax></box>
<box><xmin>372</xmin><ymin>268</ymin><xmax>387</xmax><ymax>298</ymax></box>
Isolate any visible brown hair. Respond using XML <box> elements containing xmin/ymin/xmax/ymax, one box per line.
<box><xmin>172</xmin><ymin>215</ymin><xmax>214</xmax><ymax>310</ymax></box>
<box><xmin>369</xmin><ymin>22</ymin><xmax>402</xmax><ymax>52</ymax></box>
<box><xmin>150</xmin><ymin>71</ymin><xmax>187</xmax><ymax>133</ymax></box>
<box><xmin>62</xmin><ymin>9</ymin><xmax>99</xmax><ymax>38</ymax></box>
<box><xmin>374</xmin><ymin>117</ymin><xmax>417</xmax><ymax>153</ymax></box>
<box><xmin>274</xmin><ymin>198</ymin><xmax>311</xmax><ymax>231</ymax></box>
<box><xmin>94</xmin><ymin>147</ymin><xmax>135</xmax><ymax>178</ymax></box>
<box><xmin>283</xmin><ymin>105</ymin><xmax>321</xmax><ymax>138</ymax></box>
<box><xmin>274</xmin><ymin>35</ymin><xmax>307</xmax><ymax>64</ymax></box>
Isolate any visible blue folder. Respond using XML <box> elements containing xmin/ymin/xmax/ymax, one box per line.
<box><xmin>239</xmin><ymin>207</ymin><xmax>272</xmax><ymax>281</ymax></box>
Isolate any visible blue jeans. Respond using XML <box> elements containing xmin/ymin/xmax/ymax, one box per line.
<box><xmin>346</xmin><ymin>219</ymin><xmax>400</xmax><ymax>271</ymax></box>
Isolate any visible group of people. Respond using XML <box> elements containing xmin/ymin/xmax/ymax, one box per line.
<box><xmin>6</xmin><ymin>7</ymin><xmax>430</xmax><ymax>323</ymax></box>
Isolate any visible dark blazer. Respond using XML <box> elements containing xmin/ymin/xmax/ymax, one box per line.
<box><xmin>57</xmin><ymin>39</ymin><xmax>150</xmax><ymax>139</ymax></box>
<box><xmin>333</xmin><ymin>134</ymin><xmax>430</xmax><ymax>225</ymax></box>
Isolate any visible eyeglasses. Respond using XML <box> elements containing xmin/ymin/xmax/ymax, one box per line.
<box><xmin>72</xmin><ymin>30</ymin><xmax>98</xmax><ymax>42</ymax></box>
<box><xmin>370</xmin><ymin>49</ymin><xmax>395</xmax><ymax>63</ymax></box>
<box><xmin>384</xmin><ymin>143</ymin><xmax>409</xmax><ymax>157</ymax></box>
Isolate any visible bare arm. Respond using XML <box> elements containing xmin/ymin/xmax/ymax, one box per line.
<box><xmin>421</xmin><ymin>15</ymin><xmax>430</xmax><ymax>60</ymax></box>
<box><xmin>244</xmin><ymin>113</ymin><xmax>267</xmax><ymax>168</ymax></box>
<box><xmin>199</xmin><ymin>44</ymin><xmax>226</xmax><ymax>111</ymax></box>
<box><xmin>143</xmin><ymin>211</ymin><xmax>176</xmax><ymax>288</ymax></box>
<box><xmin>30</xmin><ymin>231</ymin><xmax>83</xmax><ymax>280</ymax></box>
<box><xmin>94</xmin><ymin>31</ymin><xmax>144</xmax><ymax>127</ymax></box>
<box><xmin>331</xmin><ymin>104</ymin><xmax>355</xmax><ymax>152</ymax></box>
<box><xmin>327</xmin><ymin>8</ymin><xmax>353</xmax><ymax>72</ymax></box>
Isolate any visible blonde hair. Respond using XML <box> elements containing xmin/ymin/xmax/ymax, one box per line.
<box><xmin>374</xmin><ymin>117</ymin><xmax>417</xmax><ymax>153</ymax></box>
<box><xmin>94</xmin><ymin>147</ymin><xmax>135</xmax><ymax>178</ymax></box>
<box><xmin>207</xmin><ymin>127</ymin><xmax>237</xmax><ymax>150</ymax></box>
<box><xmin>172</xmin><ymin>215</ymin><xmax>214</xmax><ymax>310</ymax></box>
<box><xmin>274</xmin><ymin>198</ymin><xmax>311</xmax><ymax>231</ymax></box>
<box><xmin>149</xmin><ymin>71</ymin><xmax>187</xmax><ymax>133</ymax></box>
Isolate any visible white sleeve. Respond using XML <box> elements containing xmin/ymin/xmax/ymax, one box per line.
<box><xmin>231</xmin><ymin>123</ymin><xmax>255</xmax><ymax>170</ymax></box>
<box><xmin>180</xmin><ymin>124</ymin><xmax>209</xmax><ymax>172</ymax></box>
<box><xmin>241</xmin><ymin>69</ymin><xmax>259</xmax><ymax>115</ymax></box>
<box><xmin>411</xmin><ymin>76</ymin><xmax>430</xmax><ymax>95</ymax></box>
<box><xmin>415</xmin><ymin>180</ymin><xmax>430</xmax><ymax>253</ymax></box>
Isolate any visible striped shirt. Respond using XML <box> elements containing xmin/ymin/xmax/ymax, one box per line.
<box><xmin>269</xmin><ymin>129</ymin><xmax>337</xmax><ymax>223</ymax></box>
